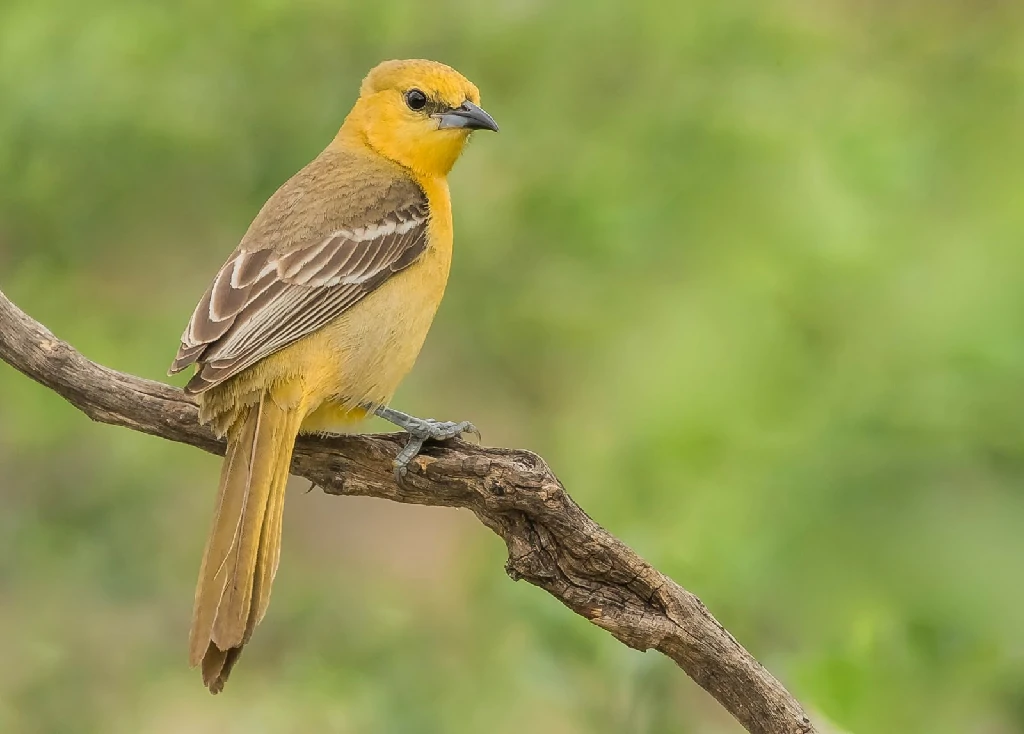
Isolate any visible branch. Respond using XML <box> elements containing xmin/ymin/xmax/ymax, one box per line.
<box><xmin>0</xmin><ymin>287</ymin><xmax>817</xmax><ymax>734</ymax></box>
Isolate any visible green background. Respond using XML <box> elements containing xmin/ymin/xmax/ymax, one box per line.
<box><xmin>2</xmin><ymin>1</ymin><xmax>1023</xmax><ymax>732</ymax></box>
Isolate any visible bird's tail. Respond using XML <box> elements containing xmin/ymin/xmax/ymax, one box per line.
<box><xmin>188</xmin><ymin>382</ymin><xmax>306</xmax><ymax>693</ymax></box>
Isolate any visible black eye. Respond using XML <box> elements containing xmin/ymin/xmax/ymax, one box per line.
<box><xmin>405</xmin><ymin>89</ymin><xmax>427</xmax><ymax>111</ymax></box>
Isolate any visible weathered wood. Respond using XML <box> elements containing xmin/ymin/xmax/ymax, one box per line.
<box><xmin>0</xmin><ymin>287</ymin><xmax>817</xmax><ymax>734</ymax></box>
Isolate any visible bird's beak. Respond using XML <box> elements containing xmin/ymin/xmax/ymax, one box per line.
<box><xmin>434</xmin><ymin>101</ymin><xmax>499</xmax><ymax>132</ymax></box>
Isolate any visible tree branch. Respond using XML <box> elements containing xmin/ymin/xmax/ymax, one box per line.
<box><xmin>0</xmin><ymin>287</ymin><xmax>817</xmax><ymax>734</ymax></box>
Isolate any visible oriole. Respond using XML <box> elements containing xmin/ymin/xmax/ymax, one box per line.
<box><xmin>168</xmin><ymin>59</ymin><xmax>498</xmax><ymax>693</ymax></box>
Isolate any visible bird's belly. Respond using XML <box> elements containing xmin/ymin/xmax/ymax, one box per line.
<box><xmin>296</xmin><ymin>249</ymin><xmax>450</xmax><ymax>432</ymax></box>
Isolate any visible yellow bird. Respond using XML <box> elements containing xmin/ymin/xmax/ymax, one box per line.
<box><xmin>168</xmin><ymin>59</ymin><xmax>498</xmax><ymax>693</ymax></box>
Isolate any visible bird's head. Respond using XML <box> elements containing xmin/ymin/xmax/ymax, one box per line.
<box><xmin>340</xmin><ymin>59</ymin><xmax>498</xmax><ymax>179</ymax></box>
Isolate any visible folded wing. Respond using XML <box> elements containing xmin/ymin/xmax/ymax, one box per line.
<box><xmin>169</xmin><ymin>200</ymin><xmax>429</xmax><ymax>394</ymax></box>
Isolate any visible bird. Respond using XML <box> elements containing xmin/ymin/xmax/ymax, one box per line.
<box><xmin>168</xmin><ymin>58</ymin><xmax>498</xmax><ymax>693</ymax></box>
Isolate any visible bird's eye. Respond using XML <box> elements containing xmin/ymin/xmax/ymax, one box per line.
<box><xmin>405</xmin><ymin>89</ymin><xmax>427</xmax><ymax>111</ymax></box>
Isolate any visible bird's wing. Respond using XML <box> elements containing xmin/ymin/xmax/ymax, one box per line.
<box><xmin>169</xmin><ymin>194</ymin><xmax>429</xmax><ymax>394</ymax></box>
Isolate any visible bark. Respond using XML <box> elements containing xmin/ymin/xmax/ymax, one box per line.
<box><xmin>0</xmin><ymin>288</ymin><xmax>817</xmax><ymax>734</ymax></box>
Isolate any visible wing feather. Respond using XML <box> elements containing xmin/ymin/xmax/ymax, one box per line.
<box><xmin>169</xmin><ymin>197</ymin><xmax>429</xmax><ymax>393</ymax></box>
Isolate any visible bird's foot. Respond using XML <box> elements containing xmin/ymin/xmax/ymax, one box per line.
<box><xmin>374</xmin><ymin>406</ymin><xmax>479</xmax><ymax>482</ymax></box>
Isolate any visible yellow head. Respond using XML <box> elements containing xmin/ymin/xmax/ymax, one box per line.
<box><xmin>339</xmin><ymin>59</ymin><xmax>498</xmax><ymax>179</ymax></box>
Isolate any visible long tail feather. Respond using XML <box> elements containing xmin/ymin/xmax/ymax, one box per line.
<box><xmin>188</xmin><ymin>383</ymin><xmax>305</xmax><ymax>693</ymax></box>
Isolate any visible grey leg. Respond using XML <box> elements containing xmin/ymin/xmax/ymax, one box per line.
<box><xmin>374</xmin><ymin>406</ymin><xmax>479</xmax><ymax>481</ymax></box>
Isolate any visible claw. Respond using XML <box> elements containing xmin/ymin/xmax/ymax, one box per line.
<box><xmin>373</xmin><ymin>406</ymin><xmax>480</xmax><ymax>485</ymax></box>
<box><xmin>393</xmin><ymin>434</ymin><xmax>426</xmax><ymax>484</ymax></box>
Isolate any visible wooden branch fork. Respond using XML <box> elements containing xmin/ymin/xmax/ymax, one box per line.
<box><xmin>0</xmin><ymin>288</ymin><xmax>817</xmax><ymax>734</ymax></box>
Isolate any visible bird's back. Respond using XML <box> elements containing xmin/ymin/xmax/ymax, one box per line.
<box><xmin>238</xmin><ymin>145</ymin><xmax>424</xmax><ymax>256</ymax></box>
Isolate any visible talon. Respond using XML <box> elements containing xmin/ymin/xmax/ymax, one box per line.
<box><xmin>456</xmin><ymin>421</ymin><xmax>480</xmax><ymax>443</ymax></box>
<box><xmin>373</xmin><ymin>406</ymin><xmax>480</xmax><ymax>484</ymax></box>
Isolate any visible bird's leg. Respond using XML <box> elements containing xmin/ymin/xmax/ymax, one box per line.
<box><xmin>374</xmin><ymin>405</ymin><xmax>479</xmax><ymax>481</ymax></box>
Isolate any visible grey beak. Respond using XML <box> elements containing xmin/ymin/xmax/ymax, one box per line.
<box><xmin>434</xmin><ymin>100</ymin><xmax>499</xmax><ymax>132</ymax></box>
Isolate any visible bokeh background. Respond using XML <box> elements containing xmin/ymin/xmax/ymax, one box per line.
<box><xmin>2</xmin><ymin>1</ymin><xmax>1023</xmax><ymax>732</ymax></box>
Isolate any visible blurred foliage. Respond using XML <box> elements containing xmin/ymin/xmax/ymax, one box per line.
<box><xmin>2</xmin><ymin>0</ymin><xmax>1024</xmax><ymax>732</ymax></box>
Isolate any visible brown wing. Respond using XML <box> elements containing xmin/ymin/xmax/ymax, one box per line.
<box><xmin>169</xmin><ymin>200</ymin><xmax>429</xmax><ymax>394</ymax></box>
